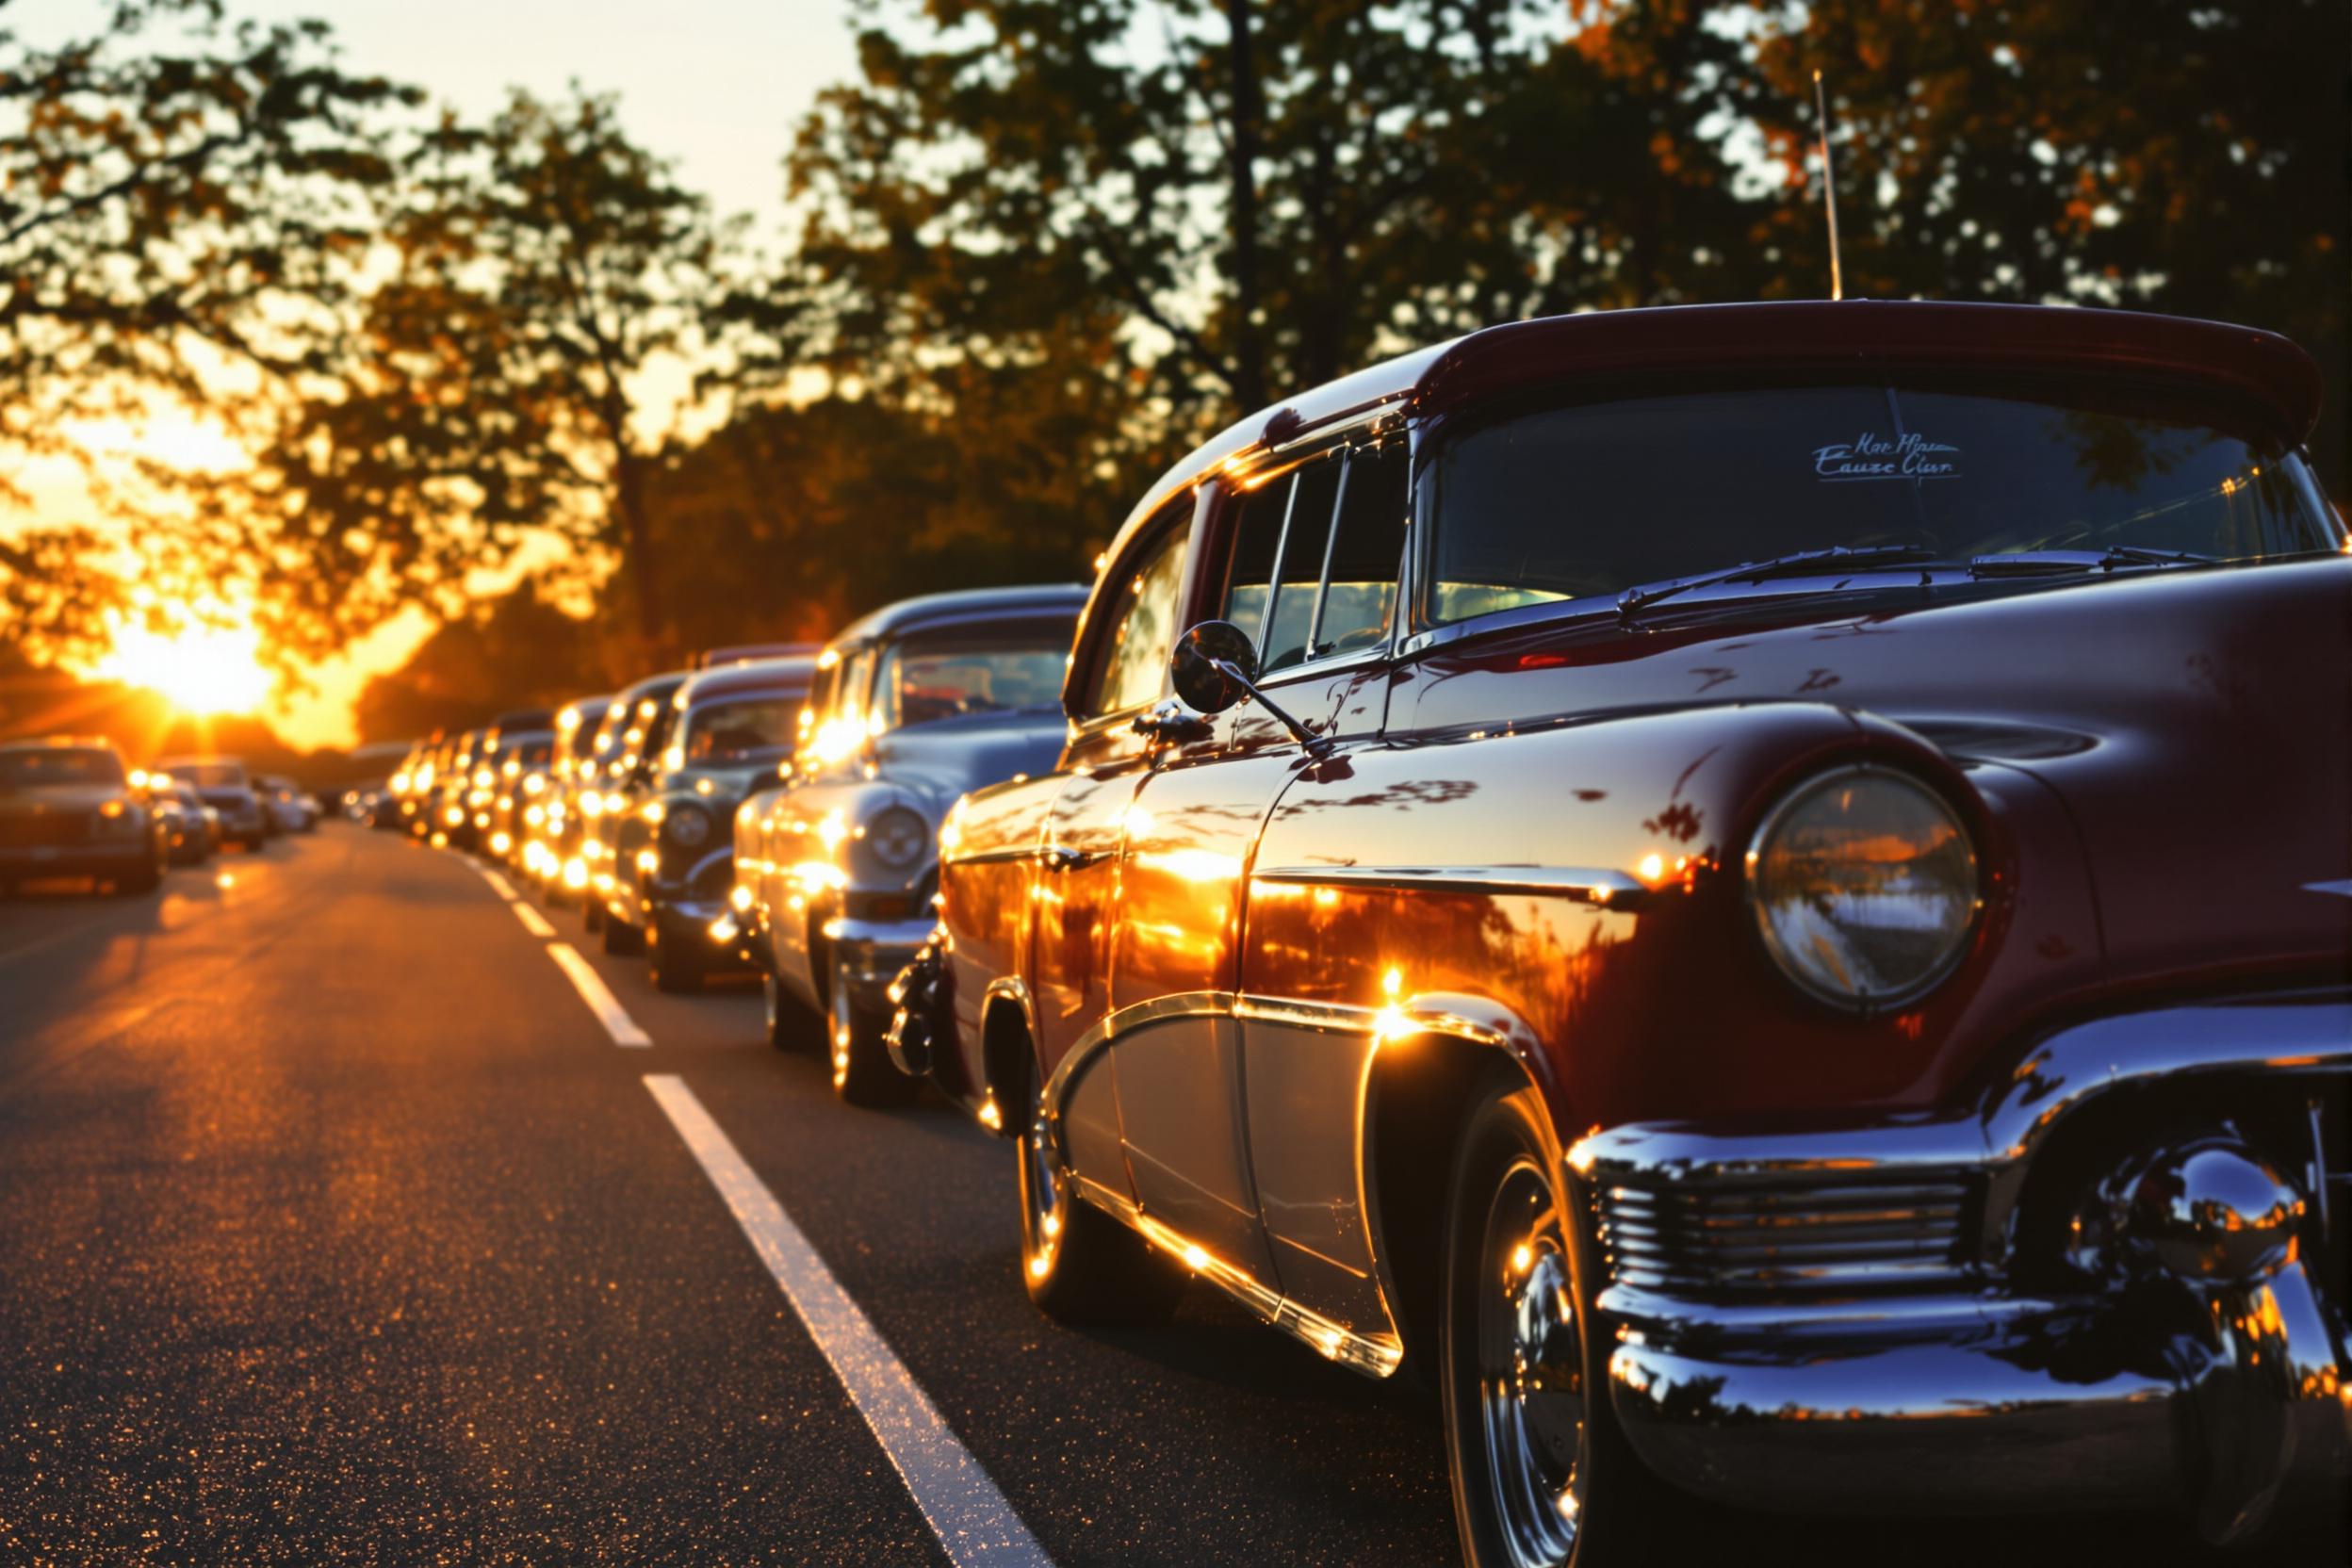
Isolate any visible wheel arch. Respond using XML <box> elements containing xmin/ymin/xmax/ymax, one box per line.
<box><xmin>1363</xmin><ymin>1004</ymin><xmax>1568</xmax><ymax>1379</ymax></box>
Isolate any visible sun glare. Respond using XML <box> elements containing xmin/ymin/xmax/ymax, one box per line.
<box><xmin>102</xmin><ymin>613</ymin><xmax>273</xmax><ymax>716</ymax></box>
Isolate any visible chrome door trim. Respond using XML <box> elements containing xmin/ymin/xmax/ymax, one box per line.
<box><xmin>1250</xmin><ymin>863</ymin><xmax>1654</xmax><ymax>908</ymax></box>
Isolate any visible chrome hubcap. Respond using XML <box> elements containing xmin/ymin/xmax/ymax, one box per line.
<box><xmin>1477</xmin><ymin>1161</ymin><xmax>1586</xmax><ymax>1567</ymax></box>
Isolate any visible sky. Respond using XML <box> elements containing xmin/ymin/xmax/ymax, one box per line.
<box><xmin>8</xmin><ymin>0</ymin><xmax>863</xmax><ymax>749</ymax></box>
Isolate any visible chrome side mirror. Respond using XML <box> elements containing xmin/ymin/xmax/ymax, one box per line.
<box><xmin>1170</xmin><ymin>620</ymin><xmax>1258</xmax><ymax>714</ymax></box>
<box><xmin>1168</xmin><ymin>621</ymin><xmax>1333</xmax><ymax>758</ymax></box>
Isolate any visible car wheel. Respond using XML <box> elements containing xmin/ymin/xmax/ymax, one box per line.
<box><xmin>601</xmin><ymin>909</ymin><xmax>644</xmax><ymax>956</ymax></box>
<box><xmin>1016</xmin><ymin>1052</ymin><xmax>1181</xmax><ymax>1323</ymax></box>
<box><xmin>1440</xmin><ymin>1071</ymin><xmax>1660</xmax><ymax>1568</ymax></box>
<box><xmin>646</xmin><ymin>912</ymin><xmax>703</xmax><ymax>994</ymax></box>
<box><xmin>828</xmin><ymin>952</ymin><xmax>915</xmax><ymax>1106</ymax></box>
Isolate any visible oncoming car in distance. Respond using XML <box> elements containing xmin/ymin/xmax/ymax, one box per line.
<box><xmin>742</xmin><ymin>585</ymin><xmax>1085</xmax><ymax>1103</ymax></box>
<box><xmin>890</xmin><ymin>301</ymin><xmax>2351</xmax><ymax>1564</ymax></box>
<box><xmin>0</xmin><ymin>739</ymin><xmax>171</xmax><ymax>896</ymax></box>
<box><xmin>153</xmin><ymin>754</ymin><xmax>268</xmax><ymax>852</ymax></box>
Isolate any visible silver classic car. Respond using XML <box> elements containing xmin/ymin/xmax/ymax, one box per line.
<box><xmin>735</xmin><ymin>585</ymin><xmax>1084</xmax><ymax>1103</ymax></box>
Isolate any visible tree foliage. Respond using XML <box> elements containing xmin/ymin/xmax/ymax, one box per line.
<box><xmin>3</xmin><ymin>0</ymin><xmax>2344</xmax><ymax>734</ymax></box>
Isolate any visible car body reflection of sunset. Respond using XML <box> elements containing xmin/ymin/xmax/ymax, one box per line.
<box><xmin>99</xmin><ymin>614</ymin><xmax>272</xmax><ymax>716</ymax></box>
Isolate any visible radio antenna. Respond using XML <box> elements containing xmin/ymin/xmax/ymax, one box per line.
<box><xmin>1812</xmin><ymin>69</ymin><xmax>1844</xmax><ymax>302</ymax></box>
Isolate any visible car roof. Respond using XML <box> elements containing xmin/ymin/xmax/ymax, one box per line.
<box><xmin>615</xmin><ymin>670</ymin><xmax>692</xmax><ymax>706</ymax></box>
<box><xmin>677</xmin><ymin>655</ymin><xmax>820</xmax><ymax>708</ymax></box>
<box><xmin>693</xmin><ymin>641</ymin><xmax>822</xmax><ymax>669</ymax></box>
<box><xmin>827</xmin><ymin>584</ymin><xmax>1089</xmax><ymax>649</ymax></box>
<box><xmin>155</xmin><ymin>752</ymin><xmax>240</xmax><ymax>765</ymax></box>
<box><xmin>1099</xmin><ymin>299</ymin><xmax>2328</xmax><ymax>571</ymax></box>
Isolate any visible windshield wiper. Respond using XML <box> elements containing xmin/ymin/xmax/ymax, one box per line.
<box><xmin>1615</xmin><ymin>545</ymin><xmax>1946</xmax><ymax>626</ymax></box>
<box><xmin>1967</xmin><ymin>546</ymin><xmax>2217</xmax><ymax>576</ymax></box>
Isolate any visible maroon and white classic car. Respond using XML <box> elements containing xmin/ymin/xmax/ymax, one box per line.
<box><xmin>888</xmin><ymin>301</ymin><xmax>2351</xmax><ymax>1563</ymax></box>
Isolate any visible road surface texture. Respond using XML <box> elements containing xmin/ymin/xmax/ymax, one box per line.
<box><xmin>0</xmin><ymin>826</ymin><xmax>2335</xmax><ymax>1565</ymax></box>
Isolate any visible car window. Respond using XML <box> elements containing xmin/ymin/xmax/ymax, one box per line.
<box><xmin>1426</xmin><ymin>384</ymin><xmax>2337</xmax><ymax>629</ymax></box>
<box><xmin>1221</xmin><ymin>441</ymin><xmax>1409</xmax><ymax>672</ymax></box>
<box><xmin>1087</xmin><ymin>512</ymin><xmax>1191</xmax><ymax>716</ymax></box>
<box><xmin>0</xmin><ymin>748</ymin><xmax>124</xmax><ymax>787</ymax></box>
<box><xmin>683</xmin><ymin>695</ymin><xmax>805</xmax><ymax>761</ymax></box>
<box><xmin>874</xmin><ymin>633</ymin><xmax>1069</xmax><ymax>730</ymax></box>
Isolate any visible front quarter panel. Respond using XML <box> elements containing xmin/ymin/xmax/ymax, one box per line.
<box><xmin>1244</xmin><ymin>702</ymin><xmax>2106</xmax><ymax>1138</ymax></box>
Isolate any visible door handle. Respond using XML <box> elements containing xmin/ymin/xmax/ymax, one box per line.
<box><xmin>1039</xmin><ymin>844</ymin><xmax>1103</xmax><ymax>873</ymax></box>
<box><xmin>1132</xmin><ymin>699</ymin><xmax>1213</xmax><ymax>743</ymax></box>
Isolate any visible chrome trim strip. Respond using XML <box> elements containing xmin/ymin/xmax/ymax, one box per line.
<box><xmin>941</xmin><ymin>842</ymin><xmax>1048</xmax><ymax>868</ymax></box>
<box><xmin>1250</xmin><ymin>863</ymin><xmax>1652</xmax><ymax>906</ymax></box>
<box><xmin>1104</xmin><ymin>1201</ymin><xmax>1403</xmax><ymax>1378</ymax></box>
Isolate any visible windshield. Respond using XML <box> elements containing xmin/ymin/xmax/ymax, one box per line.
<box><xmin>680</xmin><ymin>695</ymin><xmax>805</xmax><ymax>763</ymax></box>
<box><xmin>873</xmin><ymin>635</ymin><xmax>1070</xmax><ymax>730</ymax></box>
<box><xmin>1427</xmin><ymin>384</ymin><xmax>2336</xmax><ymax>627</ymax></box>
<box><xmin>1</xmin><ymin>748</ymin><xmax>124</xmax><ymax>787</ymax></box>
<box><xmin>160</xmin><ymin>760</ymin><xmax>247</xmax><ymax>789</ymax></box>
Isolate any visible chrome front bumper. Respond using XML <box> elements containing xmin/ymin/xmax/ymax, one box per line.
<box><xmin>825</xmin><ymin>913</ymin><xmax>934</xmax><ymax>1011</ymax></box>
<box><xmin>1580</xmin><ymin>990</ymin><xmax>2350</xmax><ymax>1541</ymax></box>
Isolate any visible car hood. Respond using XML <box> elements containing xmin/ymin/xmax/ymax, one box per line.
<box><xmin>865</xmin><ymin>708</ymin><xmax>1070</xmax><ymax>813</ymax></box>
<box><xmin>1424</xmin><ymin>557</ymin><xmax>2352</xmax><ymax>990</ymax></box>
<box><xmin>0</xmin><ymin>784</ymin><xmax>123</xmax><ymax>815</ymax></box>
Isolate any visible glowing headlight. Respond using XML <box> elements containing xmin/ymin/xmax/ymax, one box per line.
<box><xmin>864</xmin><ymin>806</ymin><xmax>931</xmax><ymax>872</ymax></box>
<box><xmin>1746</xmin><ymin>766</ymin><xmax>1979</xmax><ymax>1013</ymax></box>
<box><xmin>663</xmin><ymin>804</ymin><xmax>711</xmax><ymax>848</ymax></box>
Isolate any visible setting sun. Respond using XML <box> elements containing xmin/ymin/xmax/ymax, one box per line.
<box><xmin>100</xmin><ymin>613</ymin><xmax>272</xmax><ymax>716</ymax></box>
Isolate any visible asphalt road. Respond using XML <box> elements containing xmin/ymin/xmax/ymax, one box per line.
<box><xmin>0</xmin><ymin>825</ymin><xmax>2335</xmax><ymax>1566</ymax></box>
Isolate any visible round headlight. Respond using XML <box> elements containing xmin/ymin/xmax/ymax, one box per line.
<box><xmin>864</xmin><ymin>805</ymin><xmax>931</xmax><ymax>872</ymax></box>
<box><xmin>1745</xmin><ymin>766</ymin><xmax>1979</xmax><ymax>1013</ymax></box>
<box><xmin>664</xmin><ymin>804</ymin><xmax>711</xmax><ymax>848</ymax></box>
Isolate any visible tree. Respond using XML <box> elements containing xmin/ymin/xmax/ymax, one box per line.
<box><xmin>351</xmin><ymin>578</ymin><xmax>605</xmax><ymax>743</ymax></box>
<box><xmin>780</xmin><ymin>0</ymin><xmax>1748</xmax><ymax>452</ymax></box>
<box><xmin>0</xmin><ymin>0</ymin><xmax>416</xmax><ymax>658</ymax></box>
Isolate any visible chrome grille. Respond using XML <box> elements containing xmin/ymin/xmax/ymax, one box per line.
<box><xmin>1597</xmin><ymin>1174</ymin><xmax>1976</xmax><ymax>1298</ymax></box>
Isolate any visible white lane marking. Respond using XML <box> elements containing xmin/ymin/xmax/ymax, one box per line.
<box><xmin>547</xmin><ymin>942</ymin><xmax>653</xmax><ymax>1047</ymax></box>
<box><xmin>479</xmin><ymin>867</ymin><xmax>519</xmax><ymax>901</ymax></box>
<box><xmin>644</xmin><ymin>1074</ymin><xmax>1054</xmax><ymax>1568</ymax></box>
<box><xmin>511</xmin><ymin>901</ymin><xmax>558</xmax><ymax>939</ymax></box>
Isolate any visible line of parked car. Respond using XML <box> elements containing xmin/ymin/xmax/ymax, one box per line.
<box><xmin>381</xmin><ymin>300</ymin><xmax>2350</xmax><ymax>1565</ymax></box>
<box><xmin>0</xmin><ymin>743</ymin><xmax>319</xmax><ymax>897</ymax></box>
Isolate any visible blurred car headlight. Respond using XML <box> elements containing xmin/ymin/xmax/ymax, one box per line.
<box><xmin>1745</xmin><ymin>766</ymin><xmax>1979</xmax><ymax>1014</ymax></box>
<box><xmin>663</xmin><ymin>804</ymin><xmax>711</xmax><ymax>848</ymax></box>
<box><xmin>863</xmin><ymin>806</ymin><xmax>931</xmax><ymax>872</ymax></box>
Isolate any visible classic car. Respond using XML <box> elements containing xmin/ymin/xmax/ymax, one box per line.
<box><xmin>580</xmin><ymin>671</ymin><xmax>692</xmax><ymax>946</ymax></box>
<box><xmin>153</xmin><ymin>754</ymin><xmax>268</xmax><ymax>851</ymax></box>
<box><xmin>255</xmin><ymin>774</ymin><xmax>317</xmax><ymax>835</ymax></box>
<box><xmin>890</xmin><ymin>301</ymin><xmax>2351</xmax><ymax>1563</ymax></box>
<box><xmin>0</xmin><ymin>739</ymin><xmax>171</xmax><ymax>895</ymax></box>
<box><xmin>156</xmin><ymin>779</ymin><xmax>219</xmax><ymax>864</ymax></box>
<box><xmin>532</xmin><ymin>696</ymin><xmax>613</xmax><ymax>901</ymax></box>
<box><xmin>618</xmin><ymin>656</ymin><xmax>817</xmax><ymax>992</ymax></box>
<box><xmin>742</xmin><ymin>584</ymin><xmax>1085</xmax><ymax>1102</ymax></box>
